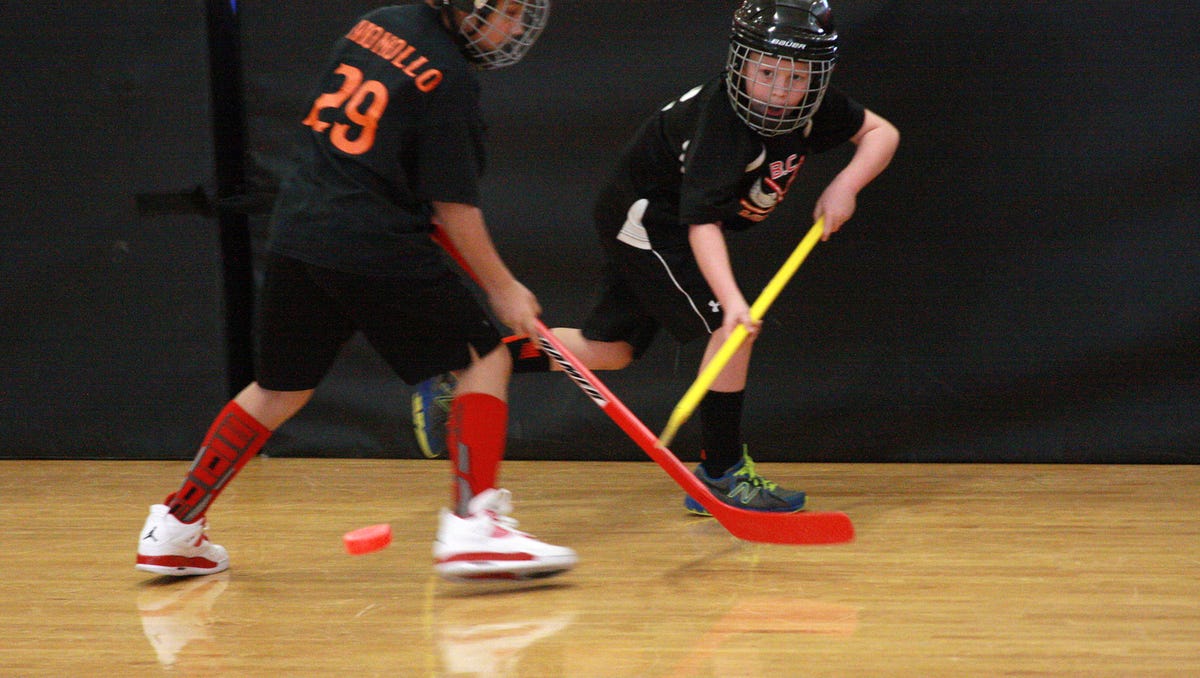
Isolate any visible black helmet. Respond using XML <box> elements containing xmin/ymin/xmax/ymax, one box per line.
<box><xmin>726</xmin><ymin>0</ymin><xmax>839</xmax><ymax>135</ymax></box>
<box><xmin>439</xmin><ymin>0</ymin><xmax>550</xmax><ymax>70</ymax></box>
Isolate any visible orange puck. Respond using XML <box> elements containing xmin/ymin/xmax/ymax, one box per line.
<box><xmin>343</xmin><ymin>523</ymin><xmax>392</xmax><ymax>555</ymax></box>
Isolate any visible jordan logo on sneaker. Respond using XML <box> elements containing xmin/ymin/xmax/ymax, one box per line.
<box><xmin>142</xmin><ymin>527</ymin><xmax>159</xmax><ymax>542</ymax></box>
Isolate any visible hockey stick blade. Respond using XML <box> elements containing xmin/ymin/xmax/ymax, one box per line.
<box><xmin>533</xmin><ymin>319</ymin><xmax>854</xmax><ymax>545</ymax></box>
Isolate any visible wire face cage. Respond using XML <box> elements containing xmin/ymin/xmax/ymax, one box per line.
<box><xmin>456</xmin><ymin>0</ymin><xmax>550</xmax><ymax>70</ymax></box>
<box><xmin>725</xmin><ymin>43</ymin><xmax>833</xmax><ymax>136</ymax></box>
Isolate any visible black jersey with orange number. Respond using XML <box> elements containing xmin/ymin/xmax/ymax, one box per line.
<box><xmin>268</xmin><ymin>5</ymin><xmax>485</xmax><ymax>278</ymax></box>
<box><xmin>595</xmin><ymin>75</ymin><xmax>865</xmax><ymax>250</ymax></box>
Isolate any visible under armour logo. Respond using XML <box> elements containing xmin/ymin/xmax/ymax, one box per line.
<box><xmin>708</xmin><ymin>300</ymin><xmax>721</xmax><ymax>313</ymax></box>
<box><xmin>142</xmin><ymin>527</ymin><xmax>159</xmax><ymax>542</ymax></box>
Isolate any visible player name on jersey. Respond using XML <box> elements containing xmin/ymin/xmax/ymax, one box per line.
<box><xmin>345</xmin><ymin>20</ymin><xmax>444</xmax><ymax>93</ymax></box>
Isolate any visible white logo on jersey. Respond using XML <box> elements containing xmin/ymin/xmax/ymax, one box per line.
<box><xmin>745</xmin><ymin>147</ymin><xmax>767</xmax><ymax>173</ymax></box>
<box><xmin>739</xmin><ymin>152</ymin><xmax>802</xmax><ymax>223</ymax></box>
<box><xmin>747</xmin><ymin>178</ymin><xmax>779</xmax><ymax>210</ymax></box>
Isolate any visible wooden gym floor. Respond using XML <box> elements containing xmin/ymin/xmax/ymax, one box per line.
<box><xmin>1</xmin><ymin>459</ymin><xmax>1196</xmax><ymax>677</ymax></box>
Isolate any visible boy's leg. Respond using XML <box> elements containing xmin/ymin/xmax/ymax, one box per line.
<box><xmin>361</xmin><ymin>270</ymin><xmax>576</xmax><ymax>581</ymax></box>
<box><xmin>136</xmin><ymin>389</ymin><xmax>287</xmax><ymax>577</ymax></box>
<box><xmin>686</xmin><ymin>333</ymin><xmax>806</xmax><ymax>515</ymax></box>
<box><xmin>699</xmin><ymin>390</ymin><xmax>746</xmax><ymax>478</ymax></box>
<box><xmin>413</xmin><ymin>329</ymin><xmax>633</xmax><ymax>458</ymax></box>
<box><xmin>446</xmin><ymin>345</ymin><xmax>510</xmax><ymax>514</ymax></box>
<box><xmin>411</xmin><ymin>332</ymin><xmax>542</xmax><ymax>460</ymax></box>
<box><xmin>137</xmin><ymin>386</ymin><xmax>313</xmax><ymax>576</ymax></box>
<box><xmin>412</xmin><ymin>371</ymin><xmax>459</xmax><ymax>458</ymax></box>
<box><xmin>504</xmin><ymin>328</ymin><xmax>635</xmax><ymax>373</ymax></box>
<box><xmin>166</xmin><ymin>398</ymin><xmax>272</xmax><ymax>523</ymax></box>
<box><xmin>137</xmin><ymin>254</ymin><xmax>344</xmax><ymax>577</ymax></box>
<box><xmin>696</xmin><ymin>334</ymin><xmax>754</xmax><ymax>476</ymax></box>
<box><xmin>435</xmin><ymin>344</ymin><xmax>577</xmax><ymax>581</ymax></box>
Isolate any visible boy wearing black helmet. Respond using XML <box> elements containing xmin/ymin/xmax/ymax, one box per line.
<box><xmin>415</xmin><ymin>0</ymin><xmax>898</xmax><ymax>515</ymax></box>
<box><xmin>135</xmin><ymin>0</ymin><xmax>578</xmax><ymax>583</ymax></box>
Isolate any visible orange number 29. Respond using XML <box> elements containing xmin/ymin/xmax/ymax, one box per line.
<box><xmin>302</xmin><ymin>64</ymin><xmax>388</xmax><ymax>155</ymax></box>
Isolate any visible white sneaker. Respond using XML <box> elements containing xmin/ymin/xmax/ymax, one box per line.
<box><xmin>433</xmin><ymin>489</ymin><xmax>577</xmax><ymax>582</ymax></box>
<box><xmin>136</xmin><ymin>504</ymin><xmax>230</xmax><ymax>576</ymax></box>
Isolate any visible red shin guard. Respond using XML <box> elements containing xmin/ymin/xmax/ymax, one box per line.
<box><xmin>447</xmin><ymin>392</ymin><xmax>508</xmax><ymax>516</ymax></box>
<box><xmin>168</xmin><ymin>401</ymin><xmax>271</xmax><ymax>523</ymax></box>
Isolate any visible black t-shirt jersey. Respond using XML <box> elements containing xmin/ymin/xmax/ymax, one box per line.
<box><xmin>596</xmin><ymin>74</ymin><xmax>865</xmax><ymax>249</ymax></box>
<box><xmin>268</xmin><ymin>5</ymin><xmax>484</xmax><ymax>277</ymax></box>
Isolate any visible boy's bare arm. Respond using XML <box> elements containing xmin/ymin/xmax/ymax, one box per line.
<box><xmin>814</xmin><ymin>108</ymin><xmax>900</xmax><ymax>238</ymax></box>
<box><xmin>689</xmin><ymin>222</ymin><xmax>758</xmax><ymax>335</ymax></box>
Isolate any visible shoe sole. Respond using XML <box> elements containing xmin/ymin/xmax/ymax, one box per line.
<box><xmin>135</xmin><ymin>560</ymin><xmax>230</xmax><ymax>577</ymax></box>
<box><xmin>435</xmin><ymin>555</ymin><xmax>577</xmax><ymax>583</ymax></box>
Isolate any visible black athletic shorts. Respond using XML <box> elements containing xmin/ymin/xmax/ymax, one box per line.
<box><xmin>581</xmin><ymin>237</ymin><xmax>720</xmax><ymax>358</ymax></box>
<box><xmin>255</xmin><ymin>252</ymin><xmax>501</xmax><ymax>390</ymax></box>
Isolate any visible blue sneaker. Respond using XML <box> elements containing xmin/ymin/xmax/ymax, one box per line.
<box><xmin>684</xmin><ymin>447</ymin><xmax>807</xmax><ymax>515</ymax></box>
<box><xmin>412</xmin><ymin>373</ymin><xmax>457</xmax><ymax>459</ymax></box>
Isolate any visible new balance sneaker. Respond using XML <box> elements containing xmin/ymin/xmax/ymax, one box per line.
<box><xmin>434</xmin><ymin>488</ymin><xmax>577</xmax><ymax>582</ymax></box>
<box><xmin>684</xmin><ymin>448</ymin><xmax>807</xmax><ymax>516</ymax></box>
<box><xmin>136</xmin><ymin>504</ymin><xmax>229</xmax><ymax>576</ymax></box>
<box><xmin>412</xmin><ymin>372</ymin><xmax>457</xmax><ymax>458</ymax></box>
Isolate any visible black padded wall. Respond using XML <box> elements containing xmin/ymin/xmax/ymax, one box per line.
<box><xmin>1</xmin><ymin>3</ymin><xmax>226</xmax><ymax>458</ymax></box>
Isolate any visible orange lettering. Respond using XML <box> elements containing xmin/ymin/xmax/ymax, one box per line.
<box><xmin>402</xmin><ymin>56</ymin><xmax>428</xmax><ymax>77</ymax></box>
<box><xmin>414</xmin><ymin>70</ymin><xmax>443</xmax><ymax>92</ymax></box>
<box><xmin>390</xmin><ymin>45</ymin><xmax>416</xmax><ymax>68</ymax></box>
<box><xmin>373</xmin><ymin>34</ymin><xmax>407</xmax><ymax>60</ymax></box>
<box><xmin>345</xmin><ymin>20</ymin><xmax>373</xmax><ymax>45</ymax></box>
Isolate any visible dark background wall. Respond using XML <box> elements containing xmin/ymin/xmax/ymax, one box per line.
<box><xmin>1</xmin><ymin>3</ymin><xmax>227</xmax><ymax>457</ymax></box>
<box><xmin>3</xmin><ymin>2</ymin><xmax>1197</xmax><ymax>463</ymax></box>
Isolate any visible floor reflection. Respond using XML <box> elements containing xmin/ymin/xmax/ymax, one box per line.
<box><xmin>431</xmin><ymin>584</ymin><xmax>577</xmax><ymax>678</ymax></box>
<box><xmin>436</xmin><ymin>611</ymin><xmax>576</xmax><ymax>676</ymax></box>
<box><xmin>666</xmin><ymin>596</ymin><xmax>860</xmax><ymax>677</ymax></box>
<box><xmin>136</xmin><ymin>572</ymin><xmax>230</xmax><ymax>669</ymax></box>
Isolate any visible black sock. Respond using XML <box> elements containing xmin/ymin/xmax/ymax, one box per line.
<box><xmin>504</xmin><ymin>336</ymin><xmax>552</xmax><ymax>373</ymax></box>
<box><xmin>699</xmin><ymin>390</ymin><xmax>745</xmax><ymax>478</ymax></box>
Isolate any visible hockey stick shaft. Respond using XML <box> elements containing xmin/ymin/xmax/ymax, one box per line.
<box><xmin>658</xmin><ymin>217</ymin><xmax>825</xmax><ymax>447</ymax></box>
<box><xmin>431</xmin><ymin>226</ymin><xmax>853</xmax><ymax>545</ymax></box>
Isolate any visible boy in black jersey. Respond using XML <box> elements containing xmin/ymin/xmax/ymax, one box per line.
<box><xmin>136</xmin><ymin>0</ymin><xmax>577</xmax><ymax>583</ymax></box>
<box><xmin>416</xmin><ymin>0</ymin><xmax>899</xmax><ymax>516</ymax></box>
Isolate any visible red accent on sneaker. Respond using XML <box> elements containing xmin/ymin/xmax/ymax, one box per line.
<box><xmin>436</xmin><ymin>552</ymin><xmax>537</xmax><ymax>564</ymax></box>
<box><xmin>136</xmin><ymin>554</ymin><xmax>221</xmax><ymax>569</ymax></box>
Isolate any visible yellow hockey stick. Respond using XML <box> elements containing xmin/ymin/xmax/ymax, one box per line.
<box><xmin>658</xmin><ymin>217</ymin><xmax>826</xmax><ymax>447</ymax></box>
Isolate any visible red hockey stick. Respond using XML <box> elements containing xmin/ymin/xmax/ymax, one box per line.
<box><xmin>430</xmin><ymin>228</ymin><xmax>854</xmax><ymax>545</ymax></box>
